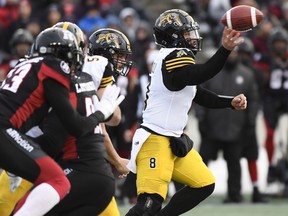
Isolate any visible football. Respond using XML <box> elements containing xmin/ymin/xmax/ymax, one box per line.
<box><xmin>220</xmin><ymin>5</ymin><xmax>264</xmax><ymax>32</ymax></box>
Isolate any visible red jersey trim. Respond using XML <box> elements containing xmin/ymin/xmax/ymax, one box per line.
<box><xmin>9</xmin><ymin>62</ymin><xmax>71</xmax><ymax>129</ymax></box>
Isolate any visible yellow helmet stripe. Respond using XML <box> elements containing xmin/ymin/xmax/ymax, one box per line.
<box><xmin>62</xmin><ymin>22</ymin><xmax>69</xmax><ymax>30</ymax></box>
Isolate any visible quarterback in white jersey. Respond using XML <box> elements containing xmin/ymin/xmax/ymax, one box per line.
<box><xmin>126</xmin><ymin>9</ymin><xmax>247</xmax><ymax>216</ymax></box>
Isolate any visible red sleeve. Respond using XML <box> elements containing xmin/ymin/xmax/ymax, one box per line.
<box><xmin>38</xmin><ymin>62</ymin><xmax>70</xmax><ymax>89</ymax></box>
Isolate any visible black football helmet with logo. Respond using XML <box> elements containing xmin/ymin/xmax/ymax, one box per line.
<box><xmin>32</xmin><ymin>27</ymin><xmax>84</xmax><ymax>72</ymax></box>
<box><xmin>88</xmin><ymin>28</ymin><xmax>132</xmax><ymax>76</ymax></box>
<box><xmin>153</xmin><ymin>9</ymin><xmax>203</xmax><ymax>51</ymax></box>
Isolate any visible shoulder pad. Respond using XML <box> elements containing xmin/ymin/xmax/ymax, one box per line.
<box><xmin>164</xmin><ymin>48</ymin><xmax>195</xmax><ymax>72</ymax></box>
<box><xmin>43</xmin><ymin>56</ymin><xmax>71</xmax><ymax>75</ymax></box>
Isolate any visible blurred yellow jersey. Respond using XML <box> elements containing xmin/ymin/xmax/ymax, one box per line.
<box><xmin>0</xmin><ymin>171</ymin><xmax>32</xmax><ymax>216</ymax></box>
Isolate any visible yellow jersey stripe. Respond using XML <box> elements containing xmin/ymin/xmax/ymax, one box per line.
<box><xmin>166</xmin><ymin>57</ymin><xmax>195</xmax><ymax>63</ymax></box>
<box><xmin>101</xmin><ymin>76</ymin><xmax>113</xmax><ymax>82</ymax></box>
<box><xmin>100</xmin><ymin>77</ymin><xmax>113</xmax><ymax>88</ymax></box>
<box><xmin>166</xmin><ymin>60</ymin><xmax>195</xmax><ymax>67</ymax></box>
<box><xmin>166</xmin><ymin>64</ymin><xmax>192</xmax><ymax>71</ymax></box>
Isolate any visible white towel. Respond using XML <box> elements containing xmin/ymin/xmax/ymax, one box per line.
<box><xmin>127</xmin><ymin>128</ymin><xmax>151</xmax><ymax>173</ymax></box>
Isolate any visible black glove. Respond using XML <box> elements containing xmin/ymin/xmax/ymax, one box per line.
<box><xmin>170</xmin><ymin>133</ymin><xmax>194</xmax><ymax>157</ymax></box>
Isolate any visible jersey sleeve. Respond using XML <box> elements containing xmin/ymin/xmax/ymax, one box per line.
<box><xmin>194</xmin><ymin>85</ymin><xmax>234</xmax><ymax>108</ymax></box>
<box><xmin>163</xmin><ymin>48</ymin><xmax>196</xmax><ymax>73</ymax></box>
<box><xmin>162</xmin><ymin>46</ymin><xmax>231</xmax><ymax>91</ymax></box>
<box><xmin>100</xmin><ymin>63</ymin><xmax>114</xmax><ymax>88</ymax></box>
<box><xmin>82</xmin><ymin>55</ymin><xmax>114</xmax><ymax>90</ymax></box>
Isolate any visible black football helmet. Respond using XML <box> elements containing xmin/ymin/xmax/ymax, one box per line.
<box><xmin>153</xmin><ymin>9</ymin><xmax>203</xmax><ymax>51</ymax></box>
<box><xmin>10</xmin><ymin>29</ymin><xmax>34</xmax><ymax>55</ymax></box>
<box><xmin>53</xmin><ymin>21</ymin><xmax>86</xmax><ymax>50</ymax></box>
<box><xmin>10</xmin><ymin>28</ymin><xmax>34</xmax><ymax>48</ymax></box>
<box><xmin>32</xmin><ymin>27</ymin><xmax>84</xmax><ymax>72</ymax></box>
<box><xmin>88</xmin><ymin>28</ymin><xmax>132</xmax><ymax>76</ymax></box>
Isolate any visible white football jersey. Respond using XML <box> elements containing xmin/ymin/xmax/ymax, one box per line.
<box><xmin>142</xmin><ymin>48</ymin><xmax>197</xmax><ymax>137</ymax></box>
<box><xmin>82</xmin><ymin>55</ymin><xmax>114</xmax><ymax>90</ymax></box>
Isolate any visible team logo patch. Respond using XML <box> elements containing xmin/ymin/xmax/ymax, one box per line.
<box><xmin>176</xmin><ymin>50</ymin><xmax>187</xmax><ymax>57</ymax></box>
<box><xmin>159</xmin><ymin>13</ymin><xmax>183</xmax><ymax>27</ymax></box>
<box><xmin>60</xmin><ymin>61</ymin><xmax>70</xmax><ymax>74</ymax></box>
<box><xmin>96</xmin><ymin>33</ymin><xmax>120</xmax><ymax>49</ymax></box>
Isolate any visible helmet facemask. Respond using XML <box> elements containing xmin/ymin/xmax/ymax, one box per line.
<box><xmin>110</xmin><ymin>49</ymin><xmax>132</xmax><ymax>77</ymax></box>
<box><xmin>179</xmin><ymin>23</ymin><xmax>203</xmax><ymax>51</ymax></box>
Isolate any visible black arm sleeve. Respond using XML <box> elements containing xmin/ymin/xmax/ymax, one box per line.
<box><xmin>43</xmin><ymin>79</ymin><xmax>104</xmax><ymax>137</ymax></box>
<box><xmin>164</xmin><ymin>46</ymin><xmax>231</xmax><ymax>90</ymax></box>
<box><xmin>194</xmin><ymin>85</ymin><xmax>234</xmax><ymax>109</ymax></box>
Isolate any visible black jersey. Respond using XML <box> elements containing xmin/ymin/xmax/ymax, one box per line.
<box><xmin>265</xmin><ymin>58</ymin><xmax>288</xmax><ymax>96</ymax></box>
<box><xmin>0</xmin><ymin>56</ymin><xmax>71</xmax><ymax>132</ymax></box>
<box><xmin>38</xmin><ymin>72</ymin><xmax>112</xmax><ymax>177</ymax></box>
<box><xmin>0</xmin><ymin>56</ymin><xmax>101</xmax><ymax>137</ymax></box>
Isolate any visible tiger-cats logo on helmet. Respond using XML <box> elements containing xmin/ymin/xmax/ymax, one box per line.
<box><xmin>159</xmin><ymin>13</ymin><xmax>183</xmax><ymax>27</ymax></box>
<box><xmin>96</xmin><ymin>33</ymin><xmax>120</xmax><ymax>48</ymax></box>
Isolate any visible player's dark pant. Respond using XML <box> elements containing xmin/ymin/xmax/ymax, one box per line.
<box><xmin>0</xmin><ymin>126</ymin><xmax>70</xmax><ymax>211</ymax></box>
<box><xmin>0</xmin><ymin>126</ymin><xmax>70</xmax><ymax>192</ymax></box>
<box><xmin>263</xmin><ymin>95</ymin><xmax>288</xmax><ymax>163</ymax></box>
<box><xmin>45</xmin><ymin>168</ymin><xmax>115</xmax><ymax>216</ymax></box>
<box><xmin>200</xmin><ymin>138</ymin><xmax>242</xmax><ymax>200</ymax></box>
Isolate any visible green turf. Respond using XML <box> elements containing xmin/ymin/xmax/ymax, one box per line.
<box><xmin>118</xmin><ymin>195</ymin><xmax>288</xmax><ymax>216</ymax></box>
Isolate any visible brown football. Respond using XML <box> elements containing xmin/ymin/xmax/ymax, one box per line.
<box><xmin>221</xmin><ymin>5</ymin><xmax>264</xmax><ymax>32</ymax></box>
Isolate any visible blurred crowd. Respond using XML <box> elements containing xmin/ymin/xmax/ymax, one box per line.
<box><xmin>1</xmin><ymin>0</ymin><xmax>288</xmax><ymax>204</ymax></box>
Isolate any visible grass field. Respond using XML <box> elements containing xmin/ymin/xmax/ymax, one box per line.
<box><xmin>118</xmin><ymin>195</ymin><xmax>288</xmax><ymax>216</ymax></box>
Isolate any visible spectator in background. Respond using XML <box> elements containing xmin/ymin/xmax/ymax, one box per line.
<box><xmin>132</xmin><ymin>21</ymin><xmax>155</xmax><ymax>89</ymax></box>
<box><xmin>281</xmin><ymin>1</ymin><xmax>288</xmax><ymax>30</ymax></box>
<box><xmin>105</xmin><ymin>14</ymin><xmax>121</xmax><ymax>30</ymax></box>
<box><xmin>119</xmin><ymin>7</ymin><xmax>140</xmax><ymax>43</ymax></box>
<box><xmin>0</xmin><ymin>0</ymin><xmax>20</xmax><ymax>54</ymax></box>
<box><xmin>0</xmin><ymin>28</ymin><xmax>33</xmax><ymax>81</ymax></box>
<box><xmin>43</xmin><ymin>4</ymin><xmax>63</xmax><ymax>28</ymax></box>
<box><xmin>196</xmin><ymin>48</ymin><xmax>259</xmax><ymax>204</ymax></box>
<box><xmin>25</xmin><ymin>19</ymin><xmax>42</xmax><ymax>39</ymax></box>
<box><xmin>250</xmin><ymin>18</ymin><xmax>273</xmax><ymax>72</ymax></box>
<box><xmin>237</xmin><ymin>37</ymin><xmax>265</xmax><ymax>104</ymax></box>
<box><xmin>207</xmin><ymin>0</ymin><xmax>231</xmax><ymax>46</ymax></box>
<box><xmin>263</xmin><ymin>27</ymin><xmax>288</xmax><ymax>196</ymax></box>
<box><xmin>237</xmin><ymin>37</ymin><xmax>267</xmax><ymax>203</ymax></box>
<box><xmin>77</xmin><ymin>3</ymin><xmax>107</xmax><ymax>36</ymax></box>
<box><xmin>8</xmin><ymin>0</ymin><xmax>33</xmax><ymax>38</ymax></box>
<box><xmin>61</xmin><ymin>0</ymin><xmax>78</xmax><ymax>23</ymax></box>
